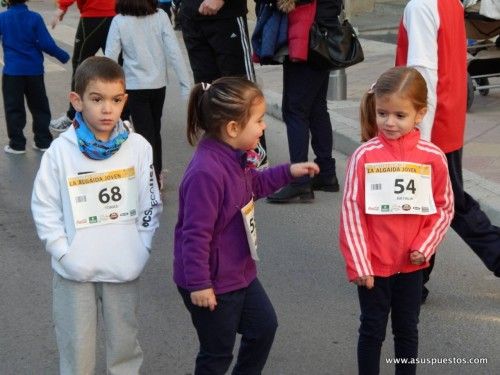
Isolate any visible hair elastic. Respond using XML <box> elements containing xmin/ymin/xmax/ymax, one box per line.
<box><xmin>368</xmin><ymin>82</ymin><xmax>376</xmax><ymax>94</ymax></box>
<box><xmin>201</xmin><ymin>82</ymin><xmax>211</xmax><ymax>91</ymax></box>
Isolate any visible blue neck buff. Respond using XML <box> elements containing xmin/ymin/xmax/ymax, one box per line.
<box><xmin>73</xmin><ymin>112</ymin><xmax>129</xmax><ymax>160</ymax></box>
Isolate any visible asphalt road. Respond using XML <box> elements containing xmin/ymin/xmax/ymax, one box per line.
<box><xmin>0</xmin><ymin>1</ymin><xmax>498</xmax><ymax>374</ymax></box>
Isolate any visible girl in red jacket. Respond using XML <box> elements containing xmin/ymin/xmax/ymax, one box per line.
<box><xmin>339</xmin><ymin>67</ymin><xmax>454</xmax><ymax>375</ymax></box>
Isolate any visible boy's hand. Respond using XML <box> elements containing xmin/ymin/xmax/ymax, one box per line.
<box><xmin>410</xmin><ymin>251</ymin><xmax>425</xmax><ymax>265</ymax></box>
<box><xmin>353</xmin><ymin>275</ymin><xmax>374</xmax><ymax>289</ymax></box>
<box><xmin>191</xmin><ymin>288</ymin><xmax>217</xmax><ymax>311</ymax></box>
<box><xmin>51</xmin><ymin>8</ymin><xmax>65</xmax><ymax>29</ymax></box>
<box><xmin>290</xmin><ymin>162</ymin><xmax>320</xmax><ymax>178</ymax></box>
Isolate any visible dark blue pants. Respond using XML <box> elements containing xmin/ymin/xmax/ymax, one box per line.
<box><xmin>282</xmin><ymin>60</ymin><xmax>335</xmax><ymax>185</ymax></box>
<box><xmin>424</xmin><ymin>148</ymin><xmax>500</xmax><ymax>284</ymax></box>
<box><xmin>178</xmin><ymin>279</ymin><xmax>277</xmax><ymax>375</ymax></box>
<box><xmin>357</xmin><ymin>271</ymin><xmax>423</xmax><ymax>375</ymax></box>
<box><xmin>2</xmin><ymin>74</ymin><xmax>52</xmax><ymax>150</ymax></box>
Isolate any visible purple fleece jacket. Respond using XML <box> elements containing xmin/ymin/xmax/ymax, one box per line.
<box><xmin>173</xmin><ymin>137</ymin><xmax>293</xmax><ymax>294</ymax></box>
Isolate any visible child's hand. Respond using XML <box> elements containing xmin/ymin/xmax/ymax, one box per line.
<box><xmin>290</xmin><ymin>162</ymin><xmax>320</xmax><ymax>178</ymax></box>
<box><xmin>191</xmin><ymin>288</ymin><xmax>217</xmax><ymax>311</ymax></box>
<box><xmin>50</xmin><ymin>9</ymin><xmax>65</xmax><ymax>29</ymax></box>
<box><xmin>410</xmin><ymin>251</ymin><xmax>425</xmax><ymax>265</ymax></box>
<box><xmin>353</xmin><ymin>275</ymin><xmax>374</xmax><ymax>289</ymax></box>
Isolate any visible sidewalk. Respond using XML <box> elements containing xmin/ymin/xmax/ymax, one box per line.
<box><xmin>251</xmin><ymin>8</ymin><xmax>500</xmax><ymax>224</ymax></box>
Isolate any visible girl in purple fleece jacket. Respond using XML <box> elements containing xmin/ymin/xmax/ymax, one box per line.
<box><xmin>174</xmin><ymin>77</ymin><xmax>319</xmax><ymax>374</ymax></box>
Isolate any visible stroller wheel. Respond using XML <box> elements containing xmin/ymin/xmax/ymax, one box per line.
<box><xmin>475</xmin><ymin>77</ymin><xmax>490</xmax><ymax>96</ymax></box>
<box><xmin>467</xmin><ymin>73</ymin><xmax>474</xmax><ymax>111</ymax></box>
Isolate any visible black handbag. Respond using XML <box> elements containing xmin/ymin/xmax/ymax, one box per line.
<box><xmin>308</xmin><ymin>18</ymin><xmax>364</xmax><ymax>70</ymax></box>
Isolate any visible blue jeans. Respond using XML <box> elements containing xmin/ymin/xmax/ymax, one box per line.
<box><xmin>178</xmin><ymin>278</ymin><xmax>277</xmax><ymax>375</ymax></box>
<box><xmin>357</xmin><ymin>270</ymin><xmax>423</xmax><ymax>375</ymax></box>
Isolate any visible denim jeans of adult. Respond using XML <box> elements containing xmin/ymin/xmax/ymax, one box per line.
<box><xmin>178</xmin><ymin>278</ymin><xmax>278</xmax><ymax>375</ymax></box>
<box><xmin>357</xmin><ymin>270</ymin><xmax>423</xmax><ymax>375</ymax></box>
<box><xmin>2</xmin><ymin>74</ymin><xmax>52</xmax><ymax>150</ymax></box>
<box><xmin>282</xmin><ymin>60</ymin><xmax>335</xmax><ymax>186</ymax></box>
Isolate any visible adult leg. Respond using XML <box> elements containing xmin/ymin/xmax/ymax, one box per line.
<box><xmin>178</xmin><ymin>287</ymin><xmax>244</xmax><ymax>375</ymax></box>
<box><xmin>52</xmin><ymin>273</ymin><xmax>98</xmax><ymax>375</ymax></box>
<box><xmin>447</xmin><ymin>149</ymin><xmax>500</xmax><ymax>276</ymax></box>
<box><xmin>66</xmin><ymin>17</ymin><xmax>113</xmax><ymax>120</ymax></box>
<box><xmin>391</xmin><ymin>271</ymin><xmax>422</xmax><ymax>375</ymax></box>
<box><xmin>127</xmin><ymin>90</ymin><xmax>161</xmax><ymax>180</ymax></box>
<box><xmin>308</xmin><ymin>67</ymin><xmax>339</xmax><ymax>191</ymax></box>
<box><xmin>203</xmin><ymin>16</ymin><xmax>268</xmax><ymax>168</ymax></box>
<box><xmin>25</xmin><ymin>75</ymin><xmax>53</xmax><ymax>149</ymax></box>
<box><xmin>150</xmin><ymin>87</ymin><xmax>167</xmax><ymax>180</ymax></box>
<box><xmin>101</xmin><ymin>279</ymin><xmax>143</xmax><ymax>375</ymax></box>
<box><xmin>266</xmin><ymin>60</ymin><xmax>315</xmax><ymax>202</ymax></box>
<box><xmin>3</xmin><ymin>74</ymin><xmax>27</xmax><ymax>151</ymax></box>
<box><xmin>181</xmin><ymin>17</ymin><xmax>220</xmax><ymax>83</ymax></box>
<box><xmin>357</xmin><ymin>276</ymin><xmax>391</xmax><ymax>375</ymax></box>
<box><xmin>232</xmin><ymin>279</ymin><xmax>278</xmax><ymax>375</ymax></box>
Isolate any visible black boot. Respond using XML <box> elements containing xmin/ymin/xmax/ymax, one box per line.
<box><xmin>311</xmin><ymin>174</ymin><xmax>340</xmax><ymax>192</ymax></box>
<box><xmin>266</xmin><ymin>184</ymin><xmax>314</xmax><ymax>203</ymax></box>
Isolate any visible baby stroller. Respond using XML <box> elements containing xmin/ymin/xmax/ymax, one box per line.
<box><xmin>464</xmin><ymin>0</ymin><xmax>500</xmax><ymax>110</ymax></box>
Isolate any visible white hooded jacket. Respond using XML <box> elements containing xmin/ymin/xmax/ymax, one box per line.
<box><xmin>31</xmin><ymin>126</ymin><xmax>162</xmax><ymax>282</ymax></box>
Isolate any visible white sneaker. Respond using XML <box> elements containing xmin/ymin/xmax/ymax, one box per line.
<box><xmin>49</xmin><ymin>114</ymin><xmax>72</xmax><ymax>132</ymax></box>
<box><xmin>4</xmin><ymin>145</ymin><xmax>26</xmax><ymax>154</ymax></box>
<box><xmin>32</xmin><ymin>144</ymin><xmax>49</xmax><ymax>152</ymax></box>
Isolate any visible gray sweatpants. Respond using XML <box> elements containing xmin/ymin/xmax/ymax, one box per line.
<box><xmin>52</xmin><ymin>273</ymin><xmax>143</xmax><ymax>375</ymax></box>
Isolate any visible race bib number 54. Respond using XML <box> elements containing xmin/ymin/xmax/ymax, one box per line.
<box><xmin>67</xmin><ymin>167</ymin><xmax>138</xmax><ymax>228</ymax></box>
<box><xmin>364</xmin><ymin>162</ymin><xmax>436</xmax><ymax>215</ymax></box>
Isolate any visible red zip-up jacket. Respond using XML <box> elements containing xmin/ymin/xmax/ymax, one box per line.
<box><xmin>339</xmin><ymin>130</ymin><xmax>454</xmax><ymax>281</ymax></box>
<box><xmin>57</xmin><ymin>0</ymin><xmax>115</xmax><ymax>18</ymax></box>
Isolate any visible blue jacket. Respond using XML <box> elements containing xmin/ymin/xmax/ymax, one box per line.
<box><xmin>173</xmin><ymin>137</ymin><xmax>292</xmax><ymax>294</ymax></box>
<box><xmin>0</xmin><ymin>4</ymin><xmax>69</xmax><ymax>75</ymax></box>
<box><xmin>252</xmin><ymin>2</ymin><xmax>288</xmax><ymax>65</ymax></box>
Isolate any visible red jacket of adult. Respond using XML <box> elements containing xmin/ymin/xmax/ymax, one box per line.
<box><xmin>339</xmin><ymin>130</ymin><xmax>454</xmax><ymax>281</ymax></box>
<box><xmin>287</xmin><ymin>1</ymin><xmax>316</xmax><ymax>62</ymax></box>
<box><xmin>57</xmin><ymin>0</ymin><xmax>115</xmax><ymax>18</ymax></box>
<box><xmin>395</xmin><ymin>0</ymin><xmax>467</xmax><ymax>153</ymax></box>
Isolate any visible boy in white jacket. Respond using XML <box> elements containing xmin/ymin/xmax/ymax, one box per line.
<box><xmin>31</xmin><ymin>56</ymin><xmax>162</xmax><ymax>374</ymax></box>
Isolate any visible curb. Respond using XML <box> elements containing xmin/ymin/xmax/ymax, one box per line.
<box><xmin>263</xmin><ymin>89</ymin><xmax>500</xmax><ymax>224</ymax></box>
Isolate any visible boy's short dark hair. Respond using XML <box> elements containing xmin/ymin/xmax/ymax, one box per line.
<box><xmin>6</xmin><ymin>0</ymin><xmax>28</xmax><ymax>5</ymax></box>
<box><xmin>74</xmin><ymin>56</ymin><xmax>125</xmax><ymax>96</ymax></box>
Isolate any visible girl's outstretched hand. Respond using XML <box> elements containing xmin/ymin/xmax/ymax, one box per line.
<box><xmin>410</xmin><ymin>251</ymin><xmax>425</xmax><ymax>265</ymax></box>
<box><xmin>290</xmin><ymin>162</ymin><xmax>320</xmax><ymax>178</ymax></box>
<box><xmin>353</xmin><ymin>275</ymin><xmax>375</xmax><ymax>289</ymax></box>
<box><xmin>191</xmin><ymin>288</ymin><xmax>218</xmax><ymax>311</ymax></box>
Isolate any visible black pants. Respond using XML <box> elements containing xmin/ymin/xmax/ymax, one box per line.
<box><xmin>2</xmin><ymin>74</ymin><xmax>52</xmax><ymax>150</ymax></box>
<box><xmin>126</xmin><ymin>87</ymin><xmax>166</xmax><ymax>181</ymax></box>
<box><xmin>178</xmin><ymin>279</ymin><xmax>277</xmax><ymax>375</ymax></box>
<box><xmin>423</xmin><ymin>148</ymin><xmax>500</xmax><ymax>284</ymax></box>
<box><xmin>181</xmin><ymin>15</ymin><xmax>267</xmax><ymax>167</ymax></box>
<box><xmin>357</xmin><ymin>271</ymin><xmax>423</xmax><ymax>375</ymax></box>
<box><xmin>181</xmin><ymin>16</ymin><xmax>255</xmax><ymax>84</ymax></box>
<box><xmin>66</xmin><ymin>17</ymin><xmax>113</xmax><ymax>119</ymax></box>
<box><xmin>282</xmin><ymin>60</ymin><xmax>335</xmax><ymax>185</ymax></box>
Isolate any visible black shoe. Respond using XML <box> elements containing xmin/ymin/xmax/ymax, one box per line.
<box><xmin>266</xmin><ymin>184</ymin><xmax>314</xmax><ymax>203</ymax></box>
<box><xmin>311</xmin><ymin>174</ymin><xmax>339</xmax><ymax>192</ymax></box>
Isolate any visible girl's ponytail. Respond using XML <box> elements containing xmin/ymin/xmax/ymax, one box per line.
<box><xmin>360</xmin><ymin>91</ymin><xmax>378</xmax><ymax>142</ymax></box>
<box><xmin>185</xmin><ymin>77</ymin><xmax>264</xmax><ymax>146</ymax></box>
<box><xmin>187</xmin><ymin>83</ymin><xmax>206</xmax><ymax>146</ymax></box>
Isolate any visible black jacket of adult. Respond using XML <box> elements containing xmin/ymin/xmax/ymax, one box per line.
<box><xmin>316</xmin><ymin>0</ymin><xmax>342</xmax><ymax>28</ymax></box>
